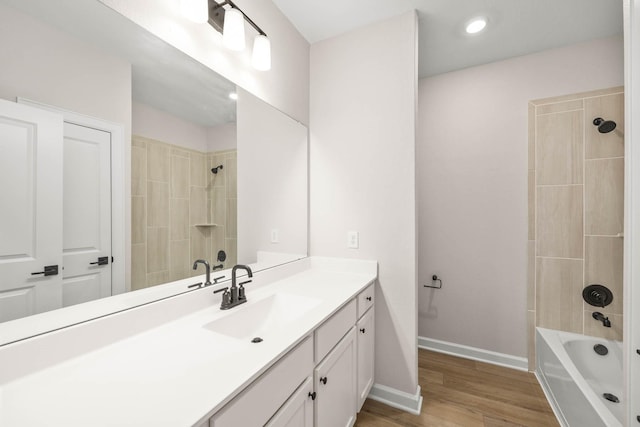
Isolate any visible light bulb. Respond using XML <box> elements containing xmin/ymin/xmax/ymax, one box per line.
<box><xmin>465</xmin><ymin>17</ymin><xmax>487</xmax><ymax>34</ymax></box>
<box><xmin>223</xmin><ymin>8</ymin><xmax>245</xmax><ymax>51</ymax></box>
<box><xmin>181</xmin><ymin>0</ymin><xmax>208</xmax><ymax>24</ymax></box>
<box><xmin>252</xmin><ymin>35</ymin><xmax>271</xmax><ymax>71</ymax></box>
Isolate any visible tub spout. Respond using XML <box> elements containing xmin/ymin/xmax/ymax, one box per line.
<box><xmin>592</xmin><ymin>312</ymin><xmax>611</xmax><ymax>328</ymax></box>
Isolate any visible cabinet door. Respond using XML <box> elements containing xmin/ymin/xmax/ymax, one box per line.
<box><xmin>266</xmin><ymin>377</ymin><xmax>314</xmax><ymax>427</ymax></box>
<box><xmin>315</xmin><ymin>327</ymin><xmax>356</xmax><ymax>427</ymax></box>
<box><xmin>357</xmin><ymin>307</ymin><xmax>375</xmax><ymax>411</ymax></box>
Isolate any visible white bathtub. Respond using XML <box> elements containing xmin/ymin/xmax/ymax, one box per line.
<box><xmin>536</xmin><ymin>327</ymin><xmax>623</xmax><ymax>427</ymax></box>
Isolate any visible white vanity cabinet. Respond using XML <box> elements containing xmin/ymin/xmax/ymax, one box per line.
<box><xmin>356</xmin><ymin>284</ymin><xmax>375</xmax><ymax>411</ymax></box>
<box><xmin>314</xmin><ymin>327</ymin><xmax>357</xmax><ymax>427</ymax></box>
<box><xmin>265</xmin><ymin>377</ymin><xmax>314</xmax><ymax>427</ymax></box>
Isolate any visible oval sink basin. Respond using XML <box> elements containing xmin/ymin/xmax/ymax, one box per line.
<box><xmin>203</xmin><ymin>293</ymin><xmax>322</xmax><ymax>341</ymax></box>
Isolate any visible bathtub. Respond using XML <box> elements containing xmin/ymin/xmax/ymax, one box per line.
<box><xmin>536</xmin><ymin>328</ymin><xmax>623</xmax><ymax>427</ymax></box>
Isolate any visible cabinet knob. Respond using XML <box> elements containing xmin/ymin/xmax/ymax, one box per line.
<box><xmin>366</xmin><ymin>296</ymin><xmax>372</xmax><ymax>301</ymax></box>
<box><xmin>320</xmin><ymin>376</ymin><xmax>327</xmax><ymax>385</ymax></box>
<box><xmin>360</xmin><ymin>328</ymin><xmax>366</xmax><ymax>334</ymax></box>
<box><xmin>308</xmin><ymin>391</ymin><xmax>316</xmax><ymax>400</ymax></box>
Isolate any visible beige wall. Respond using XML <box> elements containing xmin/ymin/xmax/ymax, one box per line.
<box><xmin>310</xmin><ymin>11</ymin><xmax>419</xmax><ymax>397</ymax></box>
<box><xmin>529</xmin><ymin>87</ymin><xmax>624</xmax><ymax>367</ymax></box>
<box><xmin>131</xmin><ymin>136</ymin><xmax>237</xmax><ymax>290</ymax></box>
<box><xmin>417</xmin><ymin>36</ymin><xmax>623</xmax><ymax>363</ymax></box>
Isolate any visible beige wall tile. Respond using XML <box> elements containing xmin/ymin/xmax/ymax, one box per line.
<box><xmin>170</xmin><ymin>198</ymin><xmax>189</xmax><ymax>241</ymax></box>
<box><xmin>131</xmin><ymin>196</ymin><xmax>146</xmax><ymax>245</ymax></box>
<box><xmin>210</xmin><ymin>225</ymin><xmax>226</xmax><ymax>263</ymax></box>
<box><xmin>528</xmin><ymin>104</ymin><xmax>535</xmax><ymax>171</ymax></box>
<box><xmin>131</xmin><ymin>146</ymin><xmax>147</xmax><ymax>196</ymax></box>
<box><xmin>536</xmin><ymin>99</ymin><xmax>583</xmax><ymax>115</ymax></box>
<box><xmin>169</xmin><ymin>239</ymin><xmax>190</xmax><ymax>282</ymax></box>
<box><xmin>536</xmin><ymin>257</ymin><xmax>583</xmax><ymax>333</ymax></box>
<box><xmin>527</xmin><ymin>241</ymin><xmax>535</xmax><ymax>311</ymax></box>
<box><xmin>171</xmin><ymin>156</ymin><xmax>190</xmax><ymax>198</ymax></box>
<box><xmin>226</xmin><ymin>238</ymin><xmax>237</xmax><ymax>267</ymax></box>
<box><xmin>536</xmin><ymin>111</ymin><xmax>583</xmax><ymax>185</ymax></box>
<box><xmin>190</xmin><ymin>187</ymin><xmax>207</xmax><ymax>225</ymax></box>
<box><xmin>531</xmin><ymin>86</ymin><xmax>623</xmax><ymax>106</ymax></box>
<box><xmin>527</xmin><ymin>310</ymin><xmax>536</xmax><ymax>372</ymax></box>
<box><xmin>132</xmin><ymin>136</ymin><xmax>147</xmax><ymax>148</ymax></box>
<box><xmin>528</xmin><ymin>170</ymin><xmax>535</xmax><ymax>240</ymax></box>
<box><xmin>585</xmin><ymin>158</ymin><xmax>624</xmax><ymax>236</ymax></box>
<box><xmin>211</xmin><ymin>186</ymin><xmax>226</xmax><ymax>224</ymax></box>
<box><xmin>147</xmin><ymin>181</ymin><xmax>170</xmax><ymax>227</ymax></box>
<box><xmin>190</xmin><ymin>153</ymin><xmax>206</xmax><ymax>187</ymax></box>
<box><xmin>190</xmin><ymin>226</ymin><xmax>211</xmax><ymax>273</ymax></box>
<box><xmin>583</xmin><ymin>311</ymin><xmax>623</xmax><ymax>341</ymax></box>
<box><xmin>226</xmin><ymin>198</ymin><xmax>237</xmax><ymax>238</ymax></box>
<box><xmin>147</xmin><ymin>141</ymin><xmax>170</xmax><ymax>183</ymax></box>
<box><xmin>585</xmin><ymin>93</ymin><xmax>625</xmax><ymax>159</ymax></box>
<box><xmin>147</xmin><ymin>227</ymin><xmax>169</xmax><ymax>273</ymax></box>
<box><xmin>585</xmin><ymin>236</ymin><xmax>623</xmax><ymax>315</ymax></box>
<box><xmin>131</xmin><ymin>243</ymin><xmax>147</xmax><ymax>291</ymax></box>
<box><xmin>536</xmin><ymin>186</ymin><xmax>583</xmax><ymax>258</ymax></box>
<box><xmin>147</xmin><ymin>271</ymin><xmax>169</xmax><ymax>287</ymax></box>
<box><xmin>171</xmin><ymin>147</ymin><xmax>191</xmax><ymax>158</ymax></box>
<box><xmin>226</xmin><ymin>155</ymin><xmax>237</xmax><ymax>196</ymax></box>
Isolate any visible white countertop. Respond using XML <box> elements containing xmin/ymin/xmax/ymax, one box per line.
<box><xmin>0</xmin><ymin>257</ymin><xmax>376</xmax><ymax>427</ymax></box>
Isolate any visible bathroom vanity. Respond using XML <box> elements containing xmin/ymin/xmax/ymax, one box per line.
<box><xmin>0</xmin><ymin>257</ymin><xmax>376</xmax><ymax>426</ymax></box>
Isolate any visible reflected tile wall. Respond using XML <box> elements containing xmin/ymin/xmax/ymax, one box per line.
<box><xmin>528</xmin><ymin>87</ymin><xmax>624</xmax><ymax>370</ymax></box>
<box><xmin>131</xmin><ymin>135</ymin><xmax>237</xmax><ymax>290</ymax></box>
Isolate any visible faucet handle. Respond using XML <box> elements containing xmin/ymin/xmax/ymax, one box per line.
<box><xmin>187</xmin><ymin>282</ymin><xmax>203</xmax><ymax>289</ymax></box>
<box><xmin>213</xmin><ymin>275</ymin><xmax>225</xmax><ymax>284</ymax></box>
<box><xmin>213</xmin><ymin>287</ymin><xmax>228</xmax><ymax>294</ymax></box>
<box><xmin>239</xmin><ymin>280</ymin><xmax>252</xmax><ymax>286</ymax></box>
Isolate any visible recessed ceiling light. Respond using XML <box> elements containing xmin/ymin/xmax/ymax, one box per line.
<box><xmin>465</xmin><ymin>17</ymin><xmax>487</xmax><ymax>34</ymax></box>
<box><xmin>229</xmin><ymin>92</ymin><xmax>238</xmax><ymax>100</ymax></box>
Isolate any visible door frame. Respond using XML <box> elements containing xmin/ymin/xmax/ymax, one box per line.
<box><xmin>17</xmin><ymin>98</ymin><xmax>127</xmax><ymax>296</ymax></box>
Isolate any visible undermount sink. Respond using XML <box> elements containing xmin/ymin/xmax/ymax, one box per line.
<box><xmin>203</xmin><ymin>292</ymin><xmax>322</xmax><ymax>341</ymax></box>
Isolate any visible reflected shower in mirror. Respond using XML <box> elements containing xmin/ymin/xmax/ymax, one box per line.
<box><xmin>0</xmin><ymin>0</ymin><xmax>307</xmax><ymax>339</ymax></box>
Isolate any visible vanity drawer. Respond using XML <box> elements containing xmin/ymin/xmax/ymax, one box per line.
<box><xmin>210</xmin><ymin>336</ymin><xmax>313</xmax><ymax>427</ymax></box>
<box><xmin>357</xmin><ymin>283</ymin><xmax>375</xmax><ymax>318</ymax></box>
<box><xmin>314</xmin><ymin>299</ymin><xmax>356</xmax><ymax>363</ymax></box>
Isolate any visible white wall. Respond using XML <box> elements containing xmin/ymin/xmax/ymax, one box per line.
<box><xmin>237</xmin><ymin>88</ymin><xmax>308</xmax><ymax>263</ymax></box>
<box><xmin>208</xmin><ymin>122</ymin><xmax>237</xmax><ymax>152</ymax></box>
<box><xmin>98</xmin><ymin>0</ymin><xmax>310</xmax><ymax>125</ymax></box>
<box><xmin>310</xmin><ymin>12</ymin><xmax>419</xmax><ymax>396</ymax></box>
<box><xmin>132</xmin><ymin>102</ymin><xmax>208</xmax><ymax>151</ymax></box>
<box><xmin>417</xmin><ymin>36</ymin><xmax>624</xmax><ymax>358</ymax></box>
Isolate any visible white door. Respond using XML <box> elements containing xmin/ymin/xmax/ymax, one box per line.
<box><xmin>61</xmin><ymin>122</ymin><xmax>112</xmax><ymax>307</ymax></box>
<box><xmin>0</xmin><ymin>100</ymin><xmax>63</xmax><ymax>322</ymax></box>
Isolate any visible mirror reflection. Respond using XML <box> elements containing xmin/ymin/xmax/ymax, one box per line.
<box><xmin>0</xmin><ymin>0</ymin><xmax>307</xmax><ymax>330</ymax></box>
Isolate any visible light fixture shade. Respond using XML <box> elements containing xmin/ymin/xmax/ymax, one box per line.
<box><xmin>252</xmin><ymin>35</ymin><xmax>271</xmax><ymax>71</ymax></box>
<box><xmin>223</xmin><ymin>8</ymin><xmax>245</xmax><ymax>51</ymax></box>
<box><xmin>181</xmin><ymin>0</ymin><xmax>208</xmax><ymax>24</ymax></box>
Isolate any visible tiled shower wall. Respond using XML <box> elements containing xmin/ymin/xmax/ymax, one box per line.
<box><xmin>131</xmin><ymin>136</ymin><xmax>237</xmax><ymax>291</ymax></box>
<box><xmin>527</xmin><ymin>87</ymin><xmax>624</xmax><ymax>369</ymax></box>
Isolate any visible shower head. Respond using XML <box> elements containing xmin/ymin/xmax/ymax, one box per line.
<box><xmin>211</xmin><ymin>165</ymin><xmax>224</xmax><ymax>174</ymax></box>
<box><xmin>593</xmin><ymin>117</ymin><xmax>617</xmax><ymax>134</ymax></box>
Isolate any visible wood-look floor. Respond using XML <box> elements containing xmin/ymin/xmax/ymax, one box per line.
<box><xmin>355</xmin><ymin>349</ymin><xmax>560</xmax><ymax>427</ymax></box>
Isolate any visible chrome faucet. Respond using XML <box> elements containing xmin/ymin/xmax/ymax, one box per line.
<box><xmin>192</xmin><ymin>259</ymin><xmax>212</xmax><ymax>286</ymax></box>
<box><xmin>593</xmin><ymin>312</ymin><xmax>611</xmax><ymax>328</ymax></box>
<box><xmin>214</xmin><ymin>264</ymin><xmax>253</xmax><ymax>310</ymax></box>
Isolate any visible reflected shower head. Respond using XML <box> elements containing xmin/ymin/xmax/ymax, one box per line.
<box><xmin>593</xmin><ymin>117</ymin><xmax>617</xmax><ymax>134</ymax></box>
<box><xmin>211</xmin><ymin>165</ymin><xmax>224</xmax><ymax>174</ymax></box>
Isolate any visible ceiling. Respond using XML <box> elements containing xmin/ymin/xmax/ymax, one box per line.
<box><xmin>272</xmin><ymin>0</ymin><xmax>624</xmax><ymax>78</ymax></box>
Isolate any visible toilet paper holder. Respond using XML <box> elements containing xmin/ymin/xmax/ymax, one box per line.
<box><xmin>424</xmin><ymin>274</ymin><xmax>443</xmax><ymax>289</ymax></box>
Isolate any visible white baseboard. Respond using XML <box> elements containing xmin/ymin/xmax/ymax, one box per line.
<box><xmin>367</xmin><ymin>383</ymin><xmax>423</xmax><ymax>415</ymax></box>
<box><xmin>418</xmin><ymin>336</ymin><xmax>528</xmax><ymax>372</ymax></box>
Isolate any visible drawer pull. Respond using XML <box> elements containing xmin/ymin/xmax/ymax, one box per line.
<box><xmin>308</xmin><ymin>391</ymin><xmax>316</xmax><ymax>400</ymax></box>
<box><xmin>360</xmin><ymin>328</ymin><xmax>366</xmax><ymax>334</ymax></box>
<box><xmin>366</xmin><ymin>296</ymin><xmax>372</xmax><ymax>301</ymax></box>
<box><xmin>320</xmin><ymin>376</ymin><xmax>328</xmax><ymax>385</ymax></box>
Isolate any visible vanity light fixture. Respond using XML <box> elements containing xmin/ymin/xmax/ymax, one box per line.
<box><xmin>182</xmin><ymin>0</ymin><xmax>272</xmax><ymax>71</ymax></box>
<box><xmin>465</xmin><ymin>17</ymin><xmax>487</xmax><ymax>34</ymax></box>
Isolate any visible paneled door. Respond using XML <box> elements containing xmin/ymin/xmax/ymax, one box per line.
<box><xmin>0</xmin><ymin>99</ymin><xmax>63</xmax><ymax>322</ymax></box>
<box><xmin>61</xmin><ymin>122</ymin><xmax>112</xmax><ymax>307</ymax></box>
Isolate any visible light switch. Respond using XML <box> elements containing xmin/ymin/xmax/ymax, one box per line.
<box><xmin>271</xmin><ymin>229</ymin><xmax>279</xmax><ymax>243</ymax></box>
<box><xmin>347</xmin><ymin>231</ymin><xmax>359</xmax><ymax>249</ymax></box>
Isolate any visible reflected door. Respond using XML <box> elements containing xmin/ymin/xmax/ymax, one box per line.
<box><xmin>0</xmin><ymin>100</ymin><xmax>63</xmax><ymax>322</ymax></box>
<box><xmin>61</xmin><ymin>123</ymin><xmax>112</xmax><ymax>307</ymax></box>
